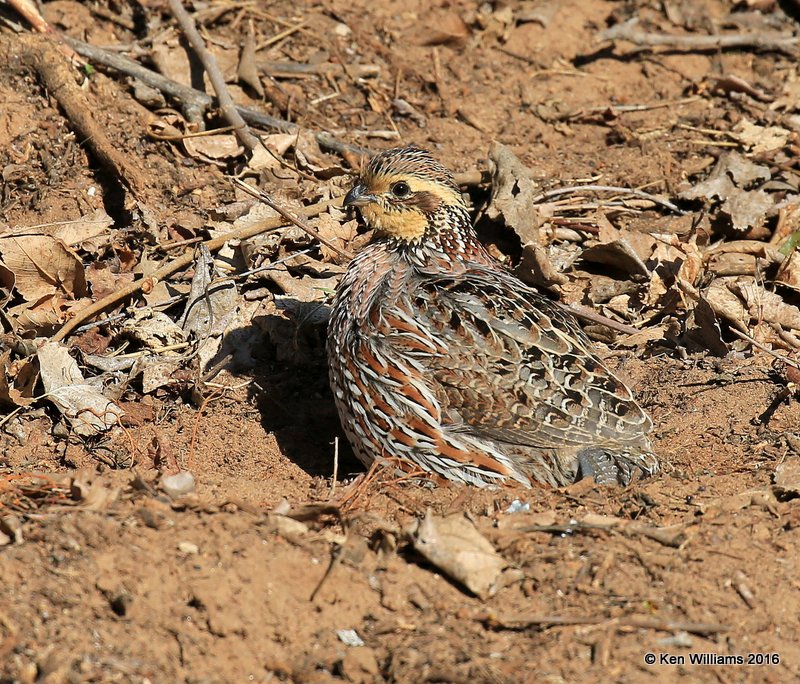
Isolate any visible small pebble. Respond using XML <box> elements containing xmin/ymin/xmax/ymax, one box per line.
<box><xmin>337</xmin><ymin>629</ymin><xmax>365</xmax><ymax>647</ymax></box>
<box><xmin>272</xmin><ymin>498</ymin><xmax>291</xmax><ymax>516</ymax></box>
<box><xmin>505</xmin><ymin>499</ymin><xmax>530</xmax><ymax>514</ymax></box>
<box><xmin>333</xmin><ymin>22</ymin><xmax>351</xmax><ymax>36</ymax></box>
<box><xmin>161</xmin><ymin>471</ymin><xmax>196</xmax><ymax>499</ymax></box>
<box><xmin>178</xmin><ymin>541</ymin><xmax>199</xmax><ymax>555</ymax></box>
<box><xmin>657</xmin><ymin>631</ymin><xmax>693</xmax><ymax>648</ymax></box>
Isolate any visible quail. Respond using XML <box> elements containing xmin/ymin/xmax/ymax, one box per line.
<box><xmin>327</xmin><ymin>145</ymin><xmax>658</xmax><ymax>487</ymax></box>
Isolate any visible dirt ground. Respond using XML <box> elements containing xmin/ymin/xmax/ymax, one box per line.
<box><xmin>2</xmin><ymin>0</ymin><xmax>800</xmax><ymax>682</ymax></box>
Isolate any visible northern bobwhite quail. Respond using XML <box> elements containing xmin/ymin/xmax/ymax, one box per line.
<box><xmin>327</xmin><ymin>145</ymin><xmax>658</xmax><ymax>488</ymax></box>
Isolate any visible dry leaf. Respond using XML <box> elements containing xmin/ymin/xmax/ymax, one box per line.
<box><xmin>679</xmin><ymin>153</ymin><xmax>773</xmax><ymax>233</ymax></box>
<box><xmin>86</xmin><ymin>262</ymin><xmax>135</xmax><ymax>301</ymax></box>
<box><xmin>617</xmin><ymin>324</ymin><xmax>669</xmax><ymax>349</ymax></box>
<box><xmin>652</xmin><ymin>236</ymin><xmax>703</xmax><ymax>286</ymax></box>
<box><xmin>721</xmin><ymin>189</ymin><xmax>773</xmax><ymax>233</ymax></box>
<box><xmin>582</xmin><ymin>239</ymin><xmax>650</xmax><ymax>278</ymax></box>
<box><xmin>707</xmin><ymin>251</ymin><xmax>757</xmax><ymax>277</ymax></box>
<box><xmin>151</xmin><ymin>36</ymin><xmax>237</xmax><ymax>93</ymax></box>
<box><xmin>770</xmin><ymin>69</ymin><xmax>800</xmax><ymax>112</ymax></box>
<box><xmin>592</xmin><ymin>217</ymin><xmax>657</xmax><ymax>265</ymax></box>
<box><xmin>680</xmin><ymin>153</ymin><xmax>770</xmax><ymax>198</ymax></box>
<box><xmin>7</xmin><ymin>294</ymin><xmax>94</xmax><ymax>336</ymax></box>
<box><xmin>132</xmin><ymin>356</ymin><xmax>185</xmax><ymax>394</ymax></box>
<box><xmin>0</xmin><ymin>232</ymin><xmax>87</xmax><ymax>301</ymax></box>
<box><xmin>732</xmin><ymin>118</ymin><xmax>790</xmax><ymax>154</ymax></box>
<box><xmin>776</xmin><ymin>251</ymin><xmax>800</xmax><ymax>293</ymax></box>
<box><xmin>120</xmin><ymin>309</ymin><xmax>186</xmax><ymax>350</ymax></box>
<box><xmin>184</xmin><ymin>134</ymin><xmax>244</xmax><ymax>165</ymax></box>
<box><xmin>418</xmin><ymin>12</ymin><xmax>471</xmax><ymax>48</ymax></box>
<box><xmin>517</xmin><ymin>1</ymin><xmax>560</xmax><ymax>27</ymax></box>
<box><xmin>315</xmin><ymin>212</ymin><xmax>357</xmax><ymax>263</ymax></box>
<box><xmin>687</xmin><ymin>298</ymin><xmax>729</xmax><ymax>356</ymax></box>
<box><xmin>773</xmin><ymin>459</ymin><xmax>800</xmax><ymax>498</ymax></box>
<box><xmin>70</xmin><ymin>470</ymin><xmax>122</xmax><ymax>510</ymax></box>
<box><xmin>486</xmin><ymin>142</ymin><xmax>541</xmax><ymax>246</ymax></box>
<box><xmin>516</xmin><ymin>244</ymin><xmax>567</xmax><ymax>289</ymax></box>
<box><xmin>180</xmin><ymin>245</ymin><xmax>238</xmax><ymax>339</ymax></box>
<box><xmin>732</xmin><ymin>278</ymin><xmax>800</xmax><ymax>330</ymax></box>
<box><xmin>212</xmin><ymin>209</ymin><xmax>279</xmax><ymax>275</ymax></box>
<box><xmin>703</xmin><ymin>278</ymin><xmax>748</xmax><ymax>329</ymax></box>
<box><xmin>0</xmin><ymin>261</ymin><xmax>13</xmax><ymax>307</ymax></box>
<box><xmin>180</xmin><ymin>245</ymin><xmax>243</xmax><ymax>373</ymax></box>
<box><xmin>294</xmin><ymin>130</ymin><xmax>344</xmax><ymax>178</ymax></box>
<box><xmin>261</xmin><ymin>133</ymin><xmax>296</xmax><ymax>157</ymax></box>
<box><xmin>0</xmin><ymin>349</ymin><xmax>37</xmax><ymax>408</ymax></box>
<box><xmin>410</xmin><ymin>511</ymin><xmax>511</xmax><ymax>599</ymax></box>
<box><xmin>49</xmin><ymin>209</ymin><xmax>114</xmax><ymax>252</ymax></box>
<box><xmin>37</xmin><ymin>341</ymin><xmax>124</xmax><ymax>435</ymax></box>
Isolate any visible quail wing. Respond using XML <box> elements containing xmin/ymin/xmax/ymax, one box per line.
<box><xmin>388</xmin><ymin>265</ymin><xmax>653</xmax><ymax>455</ymax></box>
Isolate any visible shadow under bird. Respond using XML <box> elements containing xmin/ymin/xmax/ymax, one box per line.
<box><xmin>327</xmin><ymin>145</ymin><xmax>658</xmax><ymax>488</ymax></box>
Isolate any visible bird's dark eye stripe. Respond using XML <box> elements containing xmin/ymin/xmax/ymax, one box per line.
<box><xmin>391</xmin><ymin>181</ymin><xmax>411</xmax><ymax>197</ymax></box>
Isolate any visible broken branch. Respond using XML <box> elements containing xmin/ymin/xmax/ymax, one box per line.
<box><xmin>19</xmin><ymin>34</ymin><xmax>146</xmax><ymax>198</ymax></box>
<box><xmin>601</xmin><ymin>20</ymin><xmax>798</xmax><ymax>56</ymax></box>
<box><xmin>166</xmin><ymin>0</ymin><xmax>261</xmax><ymax>151</ymax></box>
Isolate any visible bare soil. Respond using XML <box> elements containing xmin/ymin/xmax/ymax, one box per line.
<box><xmin>1</xmin><ymin>0</ymin><xmax>800</xmax><ymax>682</ymax></box>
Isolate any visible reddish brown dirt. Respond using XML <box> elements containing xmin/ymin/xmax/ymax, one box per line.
<box><xmin>2</xmin><ymin>0</ymin><xmax>800</xmax><ymax>682</ymax></box>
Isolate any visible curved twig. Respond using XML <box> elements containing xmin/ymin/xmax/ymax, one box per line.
<box><xmin>166</xmin><ymin>0</ymin><xmax>260</xmax><ymax>151</ymax></box>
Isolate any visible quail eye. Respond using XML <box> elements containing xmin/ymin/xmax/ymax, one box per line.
<box><xmin>390</xmin><ymin>181</ymin><xmax>411</xmax><ymax>198</ymax></box>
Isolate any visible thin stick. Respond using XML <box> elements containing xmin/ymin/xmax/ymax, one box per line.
<box><xmin>729</xmin><ymin>328</ymin><xmax>800</xmax><ymax>370</ymax></box>
<box><xmin>483</xmin><ymin>613</ymin><xmax>730</xmax><ymax>636</ymax></box>
<box><xmin>601</xmin><ymin>21</ymin><xmax>798</xmax><ymax>55</ymax></box>
<box><xmin>231</xmin><ymin>178</ymin><xmax>352</xmax><ymax>260</ymax></box>
<box><xmin>44</xmin><ymin>37</ymin><xmax>495</xmax><ymax>174</ymax></box>
<box><xmin>532</xmin><ymin>184</ymin><xmax>685</xmax><ymax>215</ymax></box>
<box><xmin>7</xmin><ymin>0</ymin><xmax>50</xmax><ymax>33</ymax></box>
<box><xmin>52</xmin><ymin>195</ymin><xmax>342</xmax><ymax>342</ymax></box>
<box><xmin>676</xmin><ymin>279</ymin><xmax>749</xmax><ymax>334</ymax></box>
<box><xmin>258</xmin><ymin>20</ymin><xmax>305</xmax><ymax>50</ymax></box>
<box><xmin>167</xmin><ymin>0</ymin><xmax>260</xmax><ymax>151</ymax></box>
<box><xmin>567</xmin><ymin>96</ymin><xmax>702</xmax><ymax>117</ymax></box>
<box><xmin>559</xmin><ymin>302</ymin><xmax>641</xmax><ymax>336</ymax></box>
<box><xmin>330</xmin><ymin>436</ymin><xmax>339</xmax><ymax>498</ymax></box>
<box><xmin>0</xmin><ymin>405</ymin><xmax>26</xmax><ymax>431</ymax></box>
<box><xmin>309</xmin><ymin>544</ymin><xmax>342</xmax><ymax>602</ymax></box>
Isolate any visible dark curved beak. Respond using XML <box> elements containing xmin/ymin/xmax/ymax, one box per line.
<box><xmin>343</xmin><ymin>183</ymin><xmax>377</xmax><ymax>208</ymax></box>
